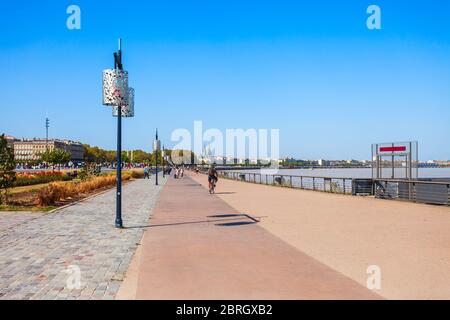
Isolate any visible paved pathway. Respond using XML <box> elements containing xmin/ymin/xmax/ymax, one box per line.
<box><xmin>189</xmin><ymin>173</ymin><xmax>450</xmax><ymax>300</ymax></box>
<box><xmin>0</xmin><ymin>212</ymin><xmax>45</xmax><ymax>233</ymax></box>
<box><xmin>0</xmin><ymin>176</ymin><xmax>165</xmax><ymax>300</ymax></box>
<box><xmin>119</xmin><ymin>175</ymin><xmax>380</xmax><ymax>300</ymax></box>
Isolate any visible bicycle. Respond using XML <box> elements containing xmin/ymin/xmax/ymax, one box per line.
<box><xmin>209</xmin><ymin>178</ymin><xmax>217</xmax><ymax>194</ymax></box>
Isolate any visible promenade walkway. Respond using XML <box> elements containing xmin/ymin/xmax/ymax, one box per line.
<box><xmin>189</xmin><ymin>173</ymin><xmax>450</xmax><ymax>300</ymax></box>
<box><xmin>0</xmin><ymin>177</ymin><xmax>165</xmax><ymax>300</ymax></box>
<box><xmin>118</xmin><ymin>175</ymin><xmax>380</xmax><ymax>300</ymax></box>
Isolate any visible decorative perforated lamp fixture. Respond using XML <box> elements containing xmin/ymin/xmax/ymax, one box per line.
<box><xmin>113</xmin><ymin>87</ymin><xmax>135</xmax><ymax>117</ymax></box>
<box><xmin>102</xmin><ymin>69</ymin><xmax>129</xmax><ymax>106</ymax></box>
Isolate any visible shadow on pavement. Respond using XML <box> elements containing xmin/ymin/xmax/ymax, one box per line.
<box><xmin>208</xmin><ymin>214</ymin><xmax>244</xmax><ymax>218</ymax></box>
<box><xmin>125</xmin><ymin>216</ymin><xmax>256</xmax><ymax>229</ymax></box>
<box><xmin>215</xmin><ymin>221</ymin><xmax>258</xmax><ymax>227</ymax></box>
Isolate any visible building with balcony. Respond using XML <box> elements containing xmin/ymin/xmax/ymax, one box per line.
<box><xmin>13</xmin><ymin>139</ymin><xmax>84</xmax><ymax>163</ymax></box>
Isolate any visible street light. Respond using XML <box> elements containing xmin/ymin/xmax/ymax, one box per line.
<box><xmin>102</xmin><ymin>38</ymin><xmax>134</xmax><ymax>229</ymax></box>
<box><xmin>153</xmin><ymin>129</ymin><xmax>161</xmax><ymax>186</ymax></box>
<box><xmin>45</xmin><ymin>117</ymin><xmax>50</xmax><ymax>152</ymax></box>
<box><xmin>113</xmin><ymin>87</ymin><xmax>134</xmax><ymax>117</ymax></box>
<box><xmin>162</xmin><ymin>145</ymin><xmax>165</xmax><ymax>178</ymax></box>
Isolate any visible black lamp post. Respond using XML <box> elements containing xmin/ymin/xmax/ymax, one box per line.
<box><xmin>154</xmin><ymin>129</ymin><xmax>161</xmax><ymax>186</ymax></box>
<box><xmin>45</xmin><ymin>117</ymin><xmax>50</xmax><ymax>152</ymax></box>
<box><xmin>162</xmin><ymin>145</ymin><xmax>165</xmax><ymax>178</ymax></box>
<box><xmin>102</xmin><ymin>38</ymin><xmax>133</xmax><ymax>229</ymax></box>
<box><xmin>114</xmin><ymin>40</ymin><xmax>124</xmax><ymax>229</ymax></box>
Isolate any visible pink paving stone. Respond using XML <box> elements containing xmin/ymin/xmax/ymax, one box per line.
<box><xmin>120</xmin><ymin>176</ymin><xmax>380</xmax><ymax>300</ymax></box>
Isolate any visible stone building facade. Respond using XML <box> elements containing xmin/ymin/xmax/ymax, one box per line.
<box><xmin>13</xmin><ymin>139</ymin><xmax>84</xmax><ymax>163</ymax></box>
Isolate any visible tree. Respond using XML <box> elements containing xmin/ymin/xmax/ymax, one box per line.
<box><xmin>132</xmin><ymin>150</ymin><xmax>152</xmax><ymax>163</ymax></box>
<box><xmin>41</xmin><ymin>149</ymin><xmax>71</xmax><ymax>170</ymax></box>
<box><xmin>84</xmin><ymin>144</ymin><xmax>108</xmax><ymax>164</ymax></box>
<box><xmin>121</xmin><ymin>151</ymin><xmax>130</xmax><ymax>164</ymax></box>
<box><xmin>0</xmin><ymin>134</ymin><xmax>16</xmax><ymax>205</ymax></box>
<box><xmin>83</xmin><ymin>144</ymin><xmax>120</xmax><ymax>164</ymax></box>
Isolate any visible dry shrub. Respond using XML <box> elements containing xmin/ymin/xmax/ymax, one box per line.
<box><xmin>15</xmin><ymin>171</ymin><xmax>71</xmax><ymax>187</ymax></box>
<box><xmin>38</xmin><ymin>174</ymin><xmax>131</xmax><ymax>206</ymax></box>
<box><xmin>130</xmin><ymin>169</ymin><xmax>144</xmax><ymax>179</ymax></box>
<box><xmin>37</xmin><ymin>182</ymin><xmax>69</xmax><ymax>206</ymax></box>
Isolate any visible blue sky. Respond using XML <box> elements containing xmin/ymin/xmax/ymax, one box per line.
<box><xmin>1</xmin><ymin>0</ymin><xmax>449</xmax><ymax>160</ymax></box>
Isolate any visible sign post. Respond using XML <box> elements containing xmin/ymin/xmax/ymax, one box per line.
<box><xmin>372</xmin><ymin>141</ymin><xmax>418</xmax><ymax>180</ymax></box>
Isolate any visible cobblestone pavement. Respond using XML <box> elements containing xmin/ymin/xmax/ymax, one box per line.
<box><xmin>0</xmin><ymin>176</ymin><xmax>166</xmax><ymax>300</ymax></box>
<box><xmin>0</xmin><ymin>212</ymin><xmax>45</xmax><ymax>233</ymax></box>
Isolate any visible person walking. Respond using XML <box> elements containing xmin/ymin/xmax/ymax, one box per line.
<box><xmin>180</xmin><ymin>166</ymin><xmax>185</xmax><ymax>179</ymax></box>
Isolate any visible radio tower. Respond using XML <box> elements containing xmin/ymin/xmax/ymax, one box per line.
<box><xmin>45</xmin><ymin>117</ymin><xmax>50</xmax><ymax>151</ymax></box>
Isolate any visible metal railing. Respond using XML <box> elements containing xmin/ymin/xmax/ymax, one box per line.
<box><xmin>374</xmin><ymin>179</ymin><xmax>450</xmax><ymax>206</ymax></box>
<box><xmin>219</xmin><ymin>171</ymin><xmax>355</xmax><ymax>195</ymax></box>
<box><xmin>198</xmin><ymin>168</ymin><xmax>450</xmax><ymax>206</ymax></box>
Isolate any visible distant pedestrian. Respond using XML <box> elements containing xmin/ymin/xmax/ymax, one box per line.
<box><xmin>144</xmin><ymin>166</ymin><xmax>150</xmax><ymax>179</ymax></box>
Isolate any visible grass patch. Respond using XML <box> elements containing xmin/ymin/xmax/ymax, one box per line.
<box><xmin>14</xmin><ymin>171</ymin><xmax>72</xmax><ymax>187</ymax></box>
<box><xmin>10</xmin><ymin>183</ymin><xmax>50</xmax><ymax>195</ymax></box>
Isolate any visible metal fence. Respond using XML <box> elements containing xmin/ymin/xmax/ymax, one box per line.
<box><xmin>374</xmin><ymin>179</ymin><xmax>450</xmax><ymax>206</ymax></box>
<box><xmin>219</xmin><ymin>171</ymin><xmax>355</xmax><ymax>194</ymax></box>
<box><xmin>198</xmin><ymin>168</ymin><xmax>450</xmax><ymax>206</ymax></box>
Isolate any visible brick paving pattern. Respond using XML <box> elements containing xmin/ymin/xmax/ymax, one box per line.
<box><xmin>0</xmin><ymin>212</ymin><xmax>45</xmax><ymax>233</ymax></box>
<box><xmin>0</xmin><ymin>177</ymin><xmax>165</xmax><ymax>300</ymax></box>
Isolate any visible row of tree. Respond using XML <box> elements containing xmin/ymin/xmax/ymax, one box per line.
<box><xmin>83</xmin><ymin>144</ymin><xmax>198</xmax><ymax>166</ymax></box>
<box><xmin>0</xmin><ymin>133</ymin><xmax>202</xmax><ymax>204</ymax></box>
<box><xmin>83</xmin><ymin>144</ymin><xmax>155</xmax><ymax>164</ymax></box>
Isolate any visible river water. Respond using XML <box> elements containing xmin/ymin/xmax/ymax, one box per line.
<box><xmin>233</xmin><ymin>168</ymin><xmax>450</xmax><ymax>179</ymax></box>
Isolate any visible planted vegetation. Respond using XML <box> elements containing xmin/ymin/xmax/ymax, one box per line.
<box><xmin>14</xmin><ymin>171</ymin><xmax>72</xmax><ymax>187</ymax></box>
<box><xmin>38</xmin><ymin>175</ymin><xmax>127</xmax><ymax>206</ymax></box>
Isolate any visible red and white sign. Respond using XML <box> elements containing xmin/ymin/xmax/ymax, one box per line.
<box><xmin>379</xmin><ymin>146</ymin><xmax>407</xmax><ymax>153</ymax></box>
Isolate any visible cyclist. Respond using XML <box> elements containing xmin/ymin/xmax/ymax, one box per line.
<box><xmin>208</xmin><ymin>164</ymin><xmax>218</xmax><ymax>193</ymax></box>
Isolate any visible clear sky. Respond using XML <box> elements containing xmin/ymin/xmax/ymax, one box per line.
<box><xmin>1</xmin><ymin>0</ymin><xmax>449</xmax><ymax>160</ymax></box>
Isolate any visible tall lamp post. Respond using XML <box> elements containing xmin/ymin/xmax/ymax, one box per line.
<box><xmin>153</xmin><ymin>129</ymin><xmax>161</xmax><ymax>186</ymax></box>
<box><xmin>45</xmin><ymin>117</ymin><xmax>50</xmax><ymax>152</ymax></box>
<box><xmin>162</xmin><ymin>145</ymin><xmax>165</xmax><ymax>178</ymax></box>
<box><xmin>102</xmin><ymin>38</ymin><xmax>135</xmax><ymax>228</ymax></box>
